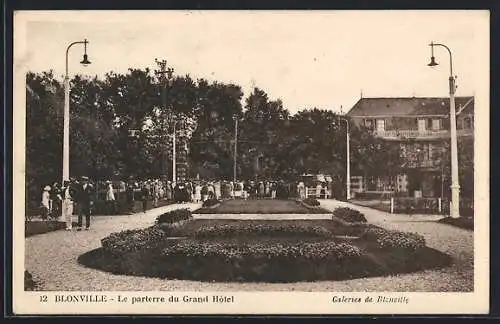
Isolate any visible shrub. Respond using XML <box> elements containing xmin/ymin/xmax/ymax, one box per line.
<box><xmin>202</xmin><ymin>199</ymin><xmax>221</xmax><ymax>208</ymax></box>
<box><xmin>332</xmin><ymin>207</ymin><xmax>367</xmax><ymax>223</ymax></box>
<box><xmin>24</xmin><ymin>270</ymin><xmax>37</xmax><ymax>291</ymax></box>
<box><xmin>361</xmin><ymin>227</ymin><xmax>426</xmax><ymax>250</ymax></box>
<box><xmin>302</xmin><ymin>197</ymin><xmax>320</xmax><ymax>207</ymax></box>
<box><xmin>155</xmin><ymin>208</ymin><xmax>192</xmax><ymax>224</ymax></box>
<box><xmin>101</xmin><ymin>225</ymin><xmax>167</xmax><ymax>254</ymax></box>
<box><xmin>194</xmin><ymin>223</ymin><xmax>332</xmax><ymax>239</ymax></box>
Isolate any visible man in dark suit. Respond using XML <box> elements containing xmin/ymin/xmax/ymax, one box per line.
<box><xmin>75</xmin><ymin>176</ymin><xmax>94</xmax><ymax>230</ymax></box>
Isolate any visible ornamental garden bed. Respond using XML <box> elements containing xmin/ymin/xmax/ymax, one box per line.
<box><xmin>79</xmin><ymin>212</ymin><xmax>452</xmax><ymax>282</ymax></box>
<box><xmin>194</xmin><ymin>199</ymin><xmax>331</xmax><ymax>214</ymax></box>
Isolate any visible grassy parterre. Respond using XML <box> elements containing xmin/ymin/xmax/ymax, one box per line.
<box><xmin>194</xmin><ymin>199</ymin><xmax>331</xmax><ymax>214</ymax></box>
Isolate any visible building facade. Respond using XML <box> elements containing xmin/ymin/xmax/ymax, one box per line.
<box><xmin>346</xmin><ymin>96</ymin><xmax>474</xmax><ymax>198</ymax></box>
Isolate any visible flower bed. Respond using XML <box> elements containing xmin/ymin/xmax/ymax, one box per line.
<box><xmin>101</xmin><ymin>225</ymin><xmax>168</xmax><ymax>255</ymax></box>
<box><xmin>332</xmin><ymin>207</ymin><xmax>367</xmax><ymax>223</ymax></box>
<box><xmin>361</xmin><ymin>227</ymin><xmax>426</xmax><ymax>251</ymax></box>
<box><xmin>159</xmin><ymin>239</ymin><xmax>375</xmax><ymax>282</ymax></box>
<box><xmin>155</xmin><ymin>208</ymin><xmax>192</xmax><ymax>224</ymax></box>
<box><xmin>194</xmin><ymin>223</ymin><xmax>332</xmax><ymax>239</ymax></box>
<box><xmin>83</xmin><ymin>218</ymin><xmax>450</xmax><ymax>282</ymax></box>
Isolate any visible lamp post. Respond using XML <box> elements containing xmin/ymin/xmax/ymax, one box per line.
<box><xmin>232</xmin><ymin>115</ymin><xmax>239</xmax><ymax>183</ymax></box>
<box><xmin>154</xmin><ymin>58</ymin><xmax>175</xmax><ymax>182</ymax></box>
<box><xmin>338</xmin><ymin>116</ymin><xmax>351</xmax><ymax>200</ymax></box>
<box><xmin>428</xmin><ymin>42</ymin><xmax>460</xmax><ymax>218</ymax></box>
<box><xmin>62</xmin><ymin>39</ymin><xmax>90</xmax><ymax>220</ymax></box>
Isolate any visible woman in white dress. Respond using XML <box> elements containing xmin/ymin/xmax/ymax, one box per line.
<box><xmin>194</xmin><ymin>182</ymin><xmax>202</xmax><ymax>203</ymax></box>
<box><xmin>105</xmin><ymin>181</ymin><xmax>115</xmax><ymax>214</ymax></box>
<box><xmin>41</xmin><ymin>185</ymin><xmax>51</xmax><ymax>220</ymax></box>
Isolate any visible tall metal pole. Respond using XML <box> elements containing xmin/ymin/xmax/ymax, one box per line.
<box><xmin>62</xmin><ymin>39</ymin><xmax>90</xmax><ymax>221</ymax></box>
<box><xmin>155</xmin><ymin>59</ymin><xmax>175</xmax><ymax>183</ymax></box>
<box><xmin>233</xmin><ymin>117</ymin><xmax>238</xmax><ymax>183</ymax></box>
<box><xmin>172</xmin><ymin>119</ymin><xmax>176</xmax><ymax>184</ymax></box>
<box><xmin>346</xmin><ymin>119</ymin><xmax>351</xmax><ymax>200</ymax></box>
<box><xmin>429</xmin><ymin>42</ymin><xmax>460</xmax><ymax>218</ymax></box>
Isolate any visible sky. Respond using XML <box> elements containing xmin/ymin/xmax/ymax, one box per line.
<box><xmin>15</xmin><ymin>10</ymin><xmax>489</xmax><ymax>114</ymax></box>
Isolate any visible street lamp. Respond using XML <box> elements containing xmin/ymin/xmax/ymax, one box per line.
<box><xmin>232</xmin><ymin>115</ymin><xmax>239</xmax><ymax>183</ymax></box>
<box><xmin>154</xmin><ymin>58</ymin><xmax>175</xmax><ymax>182</ymax></box>
<box><xmin>62</xmin><ymin>39</ymin><xmax>90</xmax><ymax>220</ymax></box>
<box><xmin>338</xmin><ymin>115</ymin><xmax>351</xmax><ymax>200</ymax></box>
<box><xmin>427</xmin><ymin>42</ymin><xmax>460</xmax><ymax>218</ymax></box>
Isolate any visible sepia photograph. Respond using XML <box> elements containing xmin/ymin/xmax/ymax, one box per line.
<box><xmin>12</xmin><ymin>10</ymin><xmax>489</xmax><ymax>314</ymax></box>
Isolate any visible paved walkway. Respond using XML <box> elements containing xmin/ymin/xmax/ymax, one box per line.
<box><xmin>25</xmin><ymin>200</ymin><xmax>473</xmax><ymax>292</ymax></box>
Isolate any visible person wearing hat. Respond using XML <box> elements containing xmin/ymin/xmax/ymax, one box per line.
<box><xmin>40</xmin><ymin>185</ymin><xmax>51</xmax><ymax>220</ymax></box>
<box><xmin>62</xmin><ymin>180</ymin><xmax>73</xmax><ymax>230</ymax></box>
<box><xmin>75</xmin><ymin>176</ymin><xmax>94</xmax><ymax>230</ymax></box>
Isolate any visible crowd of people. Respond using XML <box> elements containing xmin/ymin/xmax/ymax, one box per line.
<box><xmin>38</xmin><ymin>176</ymin><xmax>335</xmax><ymax>229</ymax></box>
<box><xmin>40</xmin><ymin>176</ymin><xmax>94</xmax><ymax>231</ymax></box>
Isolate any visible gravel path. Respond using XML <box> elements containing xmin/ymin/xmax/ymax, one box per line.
<box><xmin>25</xmin><ymin>200</ymin><xmax>473</xmax><ymax>292</ymax></box>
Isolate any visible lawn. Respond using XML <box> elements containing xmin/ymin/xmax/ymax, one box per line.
<box><xmin>194</xmin><ymin>199</ymin><xmax>331</xmax><ymax>214</ymax></box>
<box><xmin>79</xmin><ymin>217</ymin><xmax>452</xmax><ymax>282</ymax></box>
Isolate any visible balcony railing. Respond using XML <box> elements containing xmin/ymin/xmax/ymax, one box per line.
<box><xmin>374</xmin><ymin>129</ymin><xmax>473</xmax><ymax>139</ymax></box>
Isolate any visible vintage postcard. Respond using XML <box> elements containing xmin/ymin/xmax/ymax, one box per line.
<box><xmin>12</xmin><ymin>10</ymin><xmax>489</xmax><ymax>315</ymax></box>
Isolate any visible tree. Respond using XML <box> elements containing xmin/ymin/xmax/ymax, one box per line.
<box><xmin>189</xmin><ymin>80</ymin><xmax>244</xmax><ymax>179</ymax></box>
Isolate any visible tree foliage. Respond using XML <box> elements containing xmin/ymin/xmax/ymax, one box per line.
<box><xmin>26</xmin><ymin>69</ymin><xmax>403</xmax><ymax>205</ymax></box>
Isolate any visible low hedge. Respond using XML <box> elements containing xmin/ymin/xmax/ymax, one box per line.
<box><xmin>25</xmin><ymin>220</ymin><xmax>76</xmax><ymax>237</ymax></box>
<box><xmin>155</xmin><ymin>208</ymin><xmax>192</xmax><ymax>224</ymax></box>
<box><xmin>332</xmin><ymin>207</ymin><xmax>367</xmax><ymax>223</ymax></box>
<box><xmin>93</xmin><ymin>199</ymin><xmax>172</xmax><ymax>215</ymax></box>
<box><xmin>202</xmin><ymin>199</ymin><xmax>221</xmax><ymax>208</ymax></box>
<box><xmin>302</xmin><ymin>197</ymin><xmax>320</xmax><ymax>207</ymax></box>
<box><xmin>159</xmin><ymin>239</ymin><xmax>370</xmax><ymax>282</ymax></box>
<box><xmin>361</xmin><ymin>227</ymin><xmax>426</xmax><ymax>251</ymax></box>
<box><xmin>194</xmin><ymin>223</ymin><xmax>332</xmax><ymax>239</ymax></box>
<box><xmin>101</xmin><ymin>225</ymin><xmax>167</xmax><ymax>254</ymax></box>
<box><xmin>437</xmin><ymin>217</ymin><xmax>474</xmax><ymax>231</ymax></box>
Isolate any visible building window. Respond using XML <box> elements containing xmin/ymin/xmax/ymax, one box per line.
<box><xmin>432</xmin><ymin>119</ymin><xmax>441</xmax><ymax>131</ymax></box>
<box><xmin>376</xmin><ymin>119</ymin><xmax>385</xmax><ymax>132</ymax></box>
<box><xmin>418</xmin><ymin>119</ymin><xmax>426</xmax><ymax>132</ymax></box>
<box><xmin>364</xmin><ymin>119</ymin><xmax>373</xmax><ymax>129</ymax></box>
